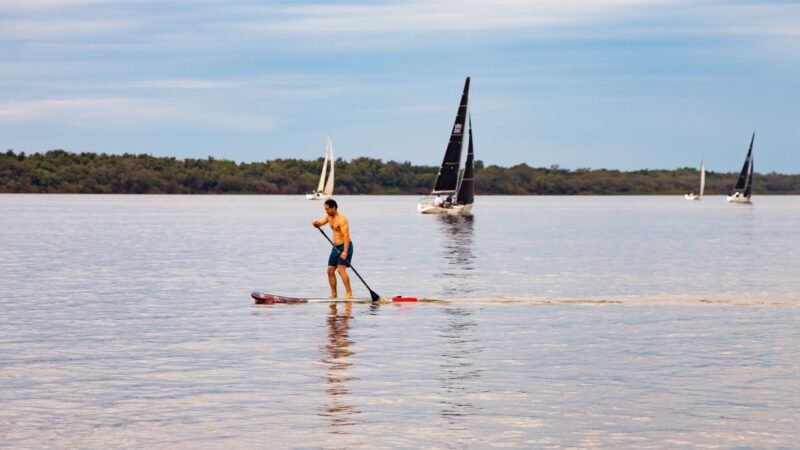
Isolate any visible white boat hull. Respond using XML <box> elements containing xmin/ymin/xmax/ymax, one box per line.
<box><xmin>306</xmin><ymin>191</ymin><xmax>331</xmax><ymax>200</ymax></box>
<box><xmin>727</xmin><ymin>195</ymin><xmax>752</xmax><ymax>204</ymax></box>
<box><xmin>418</xmin><ymin>202</ymin><xmax>473</xmax><ymax>215</ymax></box>
<box><xmin>684</xmin><ymin>194</ymin><xmax>701</xmax><ymax>200</ymax></box>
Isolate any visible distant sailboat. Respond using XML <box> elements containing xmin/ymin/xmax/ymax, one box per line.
<box><xmin>685</xmin><ymin>160</ymin><xmax>705</xmax><ymax>200</ymax></box>
<box><xmin>306</xmin><ymin>137</ymin><xmax>334</xmax><ymax>200</ymax></box>
<box><xmin>727</xmin><ymin>133</ymin><xmax>754</xmax><ymax>204</ymax></box>
<box><xmin>418</xmin><ymin>77</ymin><xmax>475</xmax><ymax>215</ymax></box>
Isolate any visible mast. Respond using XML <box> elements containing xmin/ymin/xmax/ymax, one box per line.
<box><xmin>323</xmin><ymin>137</ymin><xmax>334</xmax><ymax>196</ymax></box>
<box><xmin>456</xmin><ymin>115</ymin><xmax>475</xmax><ymax>205</ymax></box>
<box><xmin>432</xmin><ymin>76</ymin><xmax>470</xmax><ymax>194</ymax></box>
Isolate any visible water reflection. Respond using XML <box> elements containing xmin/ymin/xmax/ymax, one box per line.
<box><xmin>437</xmin><ymin>306</ymin><xmax>484</xmax><ymax>429</ymax></box>
<box><xmin>738</xmin><ymin>205</ymin><xmax>755</xmax><ymax>252</ymax></box>
<box><xmin>435</xmin><ymin>215</ymin><xmax>477</xmax><ymax>296</ymax></box>
<box><xmin>319</xmin><ymin>303</ymin><xmax>359</xmax><ymax>433</ymax></box>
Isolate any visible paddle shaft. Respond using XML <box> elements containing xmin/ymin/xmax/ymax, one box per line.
<box><xmin>317</xmin><ymin>228</ymin><xmax>380</xmax><ymax>302</ymax></box>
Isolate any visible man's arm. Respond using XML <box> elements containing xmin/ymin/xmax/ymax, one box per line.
<box><xmin>312</xmin><ymin>215</ymin><xmax>329</xmax><ymax>228</ymax></box>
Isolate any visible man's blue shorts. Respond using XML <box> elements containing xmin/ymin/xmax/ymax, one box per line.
<box><xmin>328</xmin><ymin>242</ymin><xmax>354</xmax><ymax>267</ymax></box>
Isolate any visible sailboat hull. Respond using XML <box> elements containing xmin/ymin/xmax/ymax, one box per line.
<box><xmin>684</xmin><ymin>194</ymin><xmax>701</xmax><ymax>200</ymax></box>
<box><xmin>726</xmin><ymin>195</ymin><xmax>752</xmax><ymax>204</ymax></box>
<box><xmin>306</xmin><ymin>191</ymin><xmax>331</xmax><ymax>200</ymax></box>
<box><xmin>417</xmin><ymin>201</ymin><xmax>473</xmax><ymax>215</ymax></box>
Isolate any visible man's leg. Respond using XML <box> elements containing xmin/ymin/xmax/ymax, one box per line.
<box><xmin>337</xmin><ymin>265</ymin><xmax>352</xmax><ymax>298</ymax></box>
<box><xmin>327</xmin><ymin>266</ymin><xmax>337</xmax><ymax>298</ymax></box>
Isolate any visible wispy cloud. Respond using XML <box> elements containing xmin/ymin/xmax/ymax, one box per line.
<box><xmin>0</xmin><ymin>0</ymin><xmax>117</xmax><ymax>9</ymax></box>
<box><xmin>220</xmin><ymin>0</ymin><xmax>800</xmax><ymax>43</ymax></box>
<box><xmin>0</xmin><ymin>97</ymin><xmax>279</xmax><ymax>132</ymax></box>
<box><xmin>0</xmin><ymin>18</ymin><xmax>139</xmax><ymax>40</ymax></box>
<box><xmin>3</xmin><ymin>1</ymin><xmax>800</xmax><ymax>49</ymax></box>
<box><xmin>685</xmin><ymin>2</ymin><xmax>799</xmax><ymax>34</ymax></box>
<box><xmin>108</xmin><ymin>79</ymin><xmax>243</xmax><ymax>90</ymax></box>
<box><xmin>0</xmin><ymin>74</ymin><xmax>381</xmax><ymax>100</ymax></box>
<box><xmin>254</xmin><ymin>0</ymin><xmax>656</xmax><ymax>33</ymax></box>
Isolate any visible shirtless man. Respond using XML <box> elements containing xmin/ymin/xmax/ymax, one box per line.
<box><xmin>312</xmin><ymin>199</ymin><xmax>354</xmax><ymax>298</ymax></box>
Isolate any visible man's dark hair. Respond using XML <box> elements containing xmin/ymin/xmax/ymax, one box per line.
<box><xmin>324</xmin><ymin>199</ymin><xmax>338</xmax><ymax>209</ymax></box>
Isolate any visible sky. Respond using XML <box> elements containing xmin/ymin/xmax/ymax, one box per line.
<box><xmin>1</xmin><ymin>0</ymin><xmax>799</xmax><ymax>172</ymax></box>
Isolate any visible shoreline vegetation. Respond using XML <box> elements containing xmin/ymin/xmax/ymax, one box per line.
<box><xmin>2</xmin><ymin>149</ymin><xmax>799</xmax><ymax>195</ymax></box>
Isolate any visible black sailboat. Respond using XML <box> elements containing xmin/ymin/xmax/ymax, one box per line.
<box><xmin>418</xmin><ymin>77</ymin><xmax>475</xmax><ymax>215</ymax></box>
<box><xmin>727</xmin><ymin>132</ymin><xmax>755</xmax><ymax>203</ymax></box>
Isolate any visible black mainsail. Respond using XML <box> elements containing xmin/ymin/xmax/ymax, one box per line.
<box><xmin>456</xmin><ymin>115</ymin><xmax>475</xmax><ymax>205</ymax></box>
<box><xmin>730</xmin><ymin>132</ymin><xmax>755</xmax><ymax>197</ymax></box>
<box><xmin>744</xmin><ymin>149</ymin><xmax>754</xmax><ymax>199</ymax></box>
<box><xmin>432</xmin><ymin>77</ymin><xmax>470</xmax><ymax>194</ymax></box>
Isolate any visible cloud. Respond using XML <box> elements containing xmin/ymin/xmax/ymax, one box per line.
<box><xmin>227</xmin><ymin>0</ymin><xmax>800</xmax><ymax>41</ymax></box>
<box><xmin>0</xmin><ymin>97</ymin><xmax>279</xmax><ymax>132</ymax></box>
<box><xmin>0</xmin><ymin>73</ymin><xmax>380</xmax><ymax>100</ymax></box>
<box><xmin>3</xmin><ymin>0</ymin><xmax>800</xmax><ymax>51</ymax></box>
<box><xmin>0</xmin><ymin>0</ymin><xmax>115</xmax><ymax>9</ymax></box>
<box><xmin>258</xmin><ymin>0</ymin><xmax>655</xmax><ymax>33</ymax></box>
<box><xmin>0</xmin><ymin>18</ymin><xmax>138</xmax><ymax>40</ymax></box>
<box><xmin>108</xmin><ymin>79</ymin><xmax>243</xmax><ymax>90</ymax></box>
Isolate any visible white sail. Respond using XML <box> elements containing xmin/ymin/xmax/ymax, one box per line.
<box><xmin>316</xmin><ymin>139</ymin><xmax>329</xmax><ymax>193</ymax></box>
<box><xmin>699</xmin><ymin>161</ymin><xmax>705</xmax><ymax>198</ymax></box>
<box><xmin>323</xmin><ymin>137</ymin><xmax>334</xmax><ymax>196</ymax></box>
<box><xmin>684</xmin><ymin>159</ymin><xmax>704</xmax><ymax>200</ymax></box>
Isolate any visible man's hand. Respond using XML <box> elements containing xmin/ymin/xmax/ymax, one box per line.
<box><xmin>312</xmin><ymin>220</ymin><xmax>320</xmax><ymax>228</ymax></box>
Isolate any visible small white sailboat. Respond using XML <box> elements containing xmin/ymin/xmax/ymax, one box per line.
<box><xmin>306</xmin><ymin>137</ymin><xmax>335</xmax><ymax>200</ymax></box>
<box><xmin>727</xmin><ymin>132</ymin><xmax>754</xmax><ymax>204</ymax></box>
<box><xmin>685</xmin><ymin>160</ymin><xmax>705</xmax><ymax>200</ymax></box>
<box><xmin>418</xmin><ymin>77</ymin><xmax>475</xmax><ymax>215</ymax></box>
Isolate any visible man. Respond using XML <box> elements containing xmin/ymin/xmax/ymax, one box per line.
<box><xmin>443</xmin><ymin>195</ymin><xmax>453</xmax><ymax>208</ymax></box>
<box><xmin>312</xmin><ymin>199</ymin><xmax>354</xmax><ymax>298</ymax></box>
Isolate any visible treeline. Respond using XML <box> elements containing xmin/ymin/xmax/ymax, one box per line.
<box><xmin>2</xmin><ymin>149</ymin><xmax>799</xmax><ymax>195</ymax></box>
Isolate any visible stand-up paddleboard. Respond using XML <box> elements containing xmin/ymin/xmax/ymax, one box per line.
<box><xmin>251</xmin><ymin>291</ymin><xmax>430</xmax><ymax>305</ymax></box>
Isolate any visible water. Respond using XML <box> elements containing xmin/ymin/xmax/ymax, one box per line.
<box><xmin>1</xmin><ymin>195</ymin><xmax>799</xmax><ymax>448</ymax></box>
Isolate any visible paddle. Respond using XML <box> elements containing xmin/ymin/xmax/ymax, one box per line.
<box><xmin>317</xmin><ymin>228</ymin><xmax>381</xmax><ymax>302</ymax></box>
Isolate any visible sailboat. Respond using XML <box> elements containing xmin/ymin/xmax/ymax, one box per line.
<box><xmin>306</xmin><ymin>137</ymin><xmax>335</xmax><ymax>200</ymax></box>
<box><xmin>418</xmin><ymin>77</ymin><xmax>475</xmax><ymax>215</ymax></box>
<box><xmin>727</xmin><ymin>132</ymin><xmax>754</xmax><ymax>204</ymax></box>
<box><xmin>685</xmin><ymin>160</ymin><xmax>705</xmax><ymax>200</ymax></box>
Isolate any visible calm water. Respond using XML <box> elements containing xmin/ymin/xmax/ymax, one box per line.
<box><xmin>1</xmin><ymin>195</ymin><xmax>799</xmax><ymax>448</ymax></box>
